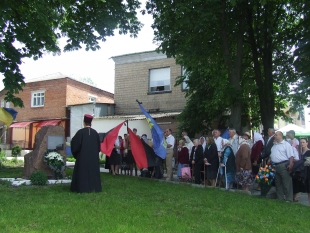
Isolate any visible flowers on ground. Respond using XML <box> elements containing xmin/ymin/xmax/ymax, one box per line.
<box><xmin>255</xmin><ymin>164</ymin><xmax>276</xmax><ymax>186</ymax></box>
<box><xmin>44</xmin><ymin>150</ymin><xmax>65</xmax><ymax>173</ymax></box>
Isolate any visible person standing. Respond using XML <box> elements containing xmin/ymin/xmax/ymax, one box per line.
<box><xmin>109</xmin><ymin>138</ymin><xmax>121</xmax><ymax>175</ymax></box>
<box><xmin>228</xmin><ymin>128</ymin><xmax>239</xmax><ymax>155</ymax></box>
<box><xmin>70</xmin><ymin>114</ymin><xmax>102</xmax><ymax>193</ymax></box>
<box><xmin>177</xmin><ymin>140</ymin><xmax>189</xmax><ymax>179</ymax></box>
<box><xmin>165</xmin><ymin>128</ymin><xmax>175</xmax><ymax>181</ymax></box>
<box><xmin>190</xmin><ymin>139</ymin><xmax>204</xmax><ymax>184</ymax></box>
<box><xmin>300</xmin><ymin>138</ymin><xmax>310</xmax><ymax>205</ymax></box>
<box><xmin>262</xmin><ymin>128</ymin><xmax>275</xmax><ymax>161</ymax></box>
<box><xmin>270</xmin><ymin>131</ymin><xmax>294</xmax><ymax>202</ymax></box>
<box><xmin>204</xmin><ymin>137</ymin><xmax>219</xmax><ymax>186</ymax></box>
<box><xmin>235</xmin><ymin>136</ymin><xmax>254</xmax><ymax>191</ymax></box>
<box><xmin>213</xmin><ymin>129</ymin><xmax>224</xmax><ymax>185</ymax></box>
<box><xmin>286</xmin><ymin>130</ymin><xmax>300</xmax><ymax>152</ymax></box>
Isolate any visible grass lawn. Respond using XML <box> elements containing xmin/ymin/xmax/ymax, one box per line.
<box><xmin>0</xmin><ymin>166</ymin><xmax>309</xmax><ymax>233</ymax></box>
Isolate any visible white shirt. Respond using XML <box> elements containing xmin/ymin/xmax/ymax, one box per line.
<box><xmin>115</xmin><ymin>138</ymin><xmax>120</xmax><ymax>154</ymax></box>
<box><xmin>293</xmin><ymin>138</ymin><xmax>299</xmax><ymax>146</ymax></box>
<box><xmin>214</xmin><ymin>136</ymin><xmax>223</xmax><ymax>152</ymax></box>
<box><xmin>270</xmin><ymin>140</ymin><xmax>294</xmax><ymax>163</ymax></box>
<box><xmin>166</xmin><ymin>134</ymin><xmax>175</xmax><ymax>149</ymax></box>
<box><xmin>292</xmin><ymin>146</ymin><xmax>299</xmax><ymax>160</ymax></box>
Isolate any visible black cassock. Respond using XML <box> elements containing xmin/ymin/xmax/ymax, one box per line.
<box><xmin>70</xmin><ymin>127</ymin><xmax>102</xmax><ymax>193</ymax></box>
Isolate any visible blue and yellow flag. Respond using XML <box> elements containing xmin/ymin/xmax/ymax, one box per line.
<box><xmin>138</xmin><ymin>103</ymin><xmax>167</xmax><ymax>159</ymax></box>
<box><xmin>0</xmin><ymin>108</ymin><xmax>18</xmax><ymax>126</ymax></box>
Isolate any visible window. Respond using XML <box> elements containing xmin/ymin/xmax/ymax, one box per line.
<box><xmin>0</xmin><ymin>99</ymin><xmax>4</xmax><ymax>107</ymax></box>
<box><xmin>5</xmin><ymin>102</ymin><xmax>10</xmax><ymax>108</ymax></box>
<box><xmin>182</xmin><ymin>67</ymin><xmax>189</xmax><ymax>90</ymax></box>
<box><xmin>89</xmin><ymin>96</ymin><xmax>96</xmax><ymax>103</ymax></box>
<box><xmin>31</xmin><ymin>91</ymin><xmax>45</xmax><ymax>107</ymax></box>
<box><xmin>149</xmin><ymin>67</ymin><xmax>170</xmax><ymax>93</ymax></box>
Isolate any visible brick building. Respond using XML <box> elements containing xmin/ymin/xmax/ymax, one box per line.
<box><xmin>110</xmin><ymin>51</ymin><xmax>187</xmax><ymax>134</ymax></box>
<box><xmin>0</xmin><ymin>73</ymin><xmax>114</xmax><ymax>149</ymax></box>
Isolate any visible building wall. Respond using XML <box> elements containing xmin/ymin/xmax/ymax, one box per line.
<box><xmin>9</xmin><ymin>79</ymin><xmax>68</xmax><ymax>121</ymax></box>
<box><xmin>66</xmin><ymin>78</ymin><xmax>114</xmax><ymax>106</ymax></box>
<box><xmin>113</xmin><ymin>51</ymin><xmax>186</xmax><ymax>115</ymax></box>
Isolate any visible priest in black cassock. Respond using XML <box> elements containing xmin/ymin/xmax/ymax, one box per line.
<box><xmin>70</xmin><ymin>114</ymin><xmax>102</xmax><ymax>193</ymax></box>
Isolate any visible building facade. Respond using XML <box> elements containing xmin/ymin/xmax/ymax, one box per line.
<box><xmin>112</xmin><ymin>51</ymin><xmax>187</xmax><ymax>134</ymax></box>
<box><xmin>0</xmin><ymin>73</ymin><xmax>114</xmax><ymax>149</ymax></box>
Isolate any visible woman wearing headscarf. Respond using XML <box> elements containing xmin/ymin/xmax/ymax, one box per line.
<box><xmin>235</xmin><ymin>135</ymin><xmax>254</xmax><ymax>191</ymax></box>
<box><xmin>204</xmin><ymin>136</ymin><xmax>219</xmax><ymax>186</ymax></box>
<box><xmin>200</xmin><ymin>136</ymin><xmax>207</xmax><ymax>152</ymax></box>
<box><xmin>219</xmin><ymin>139</ymin><xmax>236</xmax><ymax>189</ymax></box>
<box><xmin>183</xmin><ymin>135</ymin><xmax>194</xmax><ymax>161</ymax></box>
<box><xmin>251</xmin><ymin>132</ymin><xmax>264</xmax><ymax>176</ymax></box>
<box><xmin>190</xmin><ymin>139</ymin><xmax>204</xmax><ymax>184</ymax></box>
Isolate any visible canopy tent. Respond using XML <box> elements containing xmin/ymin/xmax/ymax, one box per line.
<box><xmin>278</xmin><ymin>124</ymin><xmax>310</xmax><ymax>137</ymax></box>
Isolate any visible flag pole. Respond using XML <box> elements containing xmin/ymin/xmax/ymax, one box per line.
<box><xmin>136</xmin><ymin>99</ymin><xmax>142</xmax><ymax>105</ymax></box>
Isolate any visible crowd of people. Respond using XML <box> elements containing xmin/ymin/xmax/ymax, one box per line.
<box><xmin>177</xmin><ymin>128</ymin><xmax>310</xmax><ymax>204</ymax></box>
<box><xmin>78</xmin><ymin>119</ymin><xmax>309</xmax><ymax>204</ymax></box>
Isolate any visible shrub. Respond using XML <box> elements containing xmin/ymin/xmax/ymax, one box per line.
<box><xmin>29</xmin><ymin>170</ymin><xmax>48</xmax><ymax>186</ymax></box>
<box><xmin>0</xmin><ymin>150</ymin><xmax>7</xmax><ymax>167</ymax></box>
<box><xmin>11</xmin><ymin>145</ymin><xmax>22</xmax><ymax>157</ymax></box>
<box><xmin>66</xmin><ymin>157</ymin><xmax>76</xmax><ymax>162</ymax></box>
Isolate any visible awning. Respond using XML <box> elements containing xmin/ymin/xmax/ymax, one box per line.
<box><xmin>10</xmin><ymin>122</ymin><xmax>34</xmax><ymax>128</ymax></box>
<box><xmin>36</xmin><ymin>120</ymin><xmax>61</xmax><ymax>127</ymax></box>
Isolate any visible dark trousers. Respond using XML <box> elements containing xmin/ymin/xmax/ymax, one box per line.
<box><xmin>275</xmin><ymin>162</ymin><xmax>293</xmax><ymax>202</ymax></box>
<box><xmin>194</xmin><ymin>163</ymin><xmax>202</xmax><ymax>184</ymax></box>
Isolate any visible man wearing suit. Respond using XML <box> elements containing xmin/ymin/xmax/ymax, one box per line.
<box><xmin>261</xmin><ymin>128</ymin><xmax>275</xmax><ymax>161</ymax></box>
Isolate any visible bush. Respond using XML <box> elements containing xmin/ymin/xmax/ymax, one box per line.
<box><xmin>11</xmin><ymin>146</ymin><xmax>22</xmax><ymax>157</ymax></box>
<box><xmin>0</xmin><ymin>150</ymin><xmax>7</xmax><ymax>167</ymax></box>
<box><xmin>29</xmin><ymin>170</ymin><xmax>48</xmax><ymax>186</ymax></box>
<box><xmin>66</xmin><ymin>157</ymin><xmax>76</xmax><ymax>162</ymax></box>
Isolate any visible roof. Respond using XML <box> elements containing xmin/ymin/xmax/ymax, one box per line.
<box><xmin>25</xmin><ymin>72</ymin><xmax>72</xmax><ymax>83</ymax></box>
<box><xmin>68</xmin><ymin>102</ymin><xmax>115</xmax><ymax>107</ymax></box>
<box><xmin>111</xmin><ymin>50</ymin><xmax>168</xmax><ymax>65</ymax></box>
<box><xmin>95</xmin><ymin>112</ymin><xmax>181</xmax><ymax>121</ymax></box>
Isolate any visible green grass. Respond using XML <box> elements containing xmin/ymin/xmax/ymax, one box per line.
<box><xmin>0</xmin><ymin>166</ymin><xmax>309</xmax><ymax>233</ymax></box>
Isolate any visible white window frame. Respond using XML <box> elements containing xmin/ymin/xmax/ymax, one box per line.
<box><xmin>88</xmin><ymin>95</ymin><xmax>97</xmax><ymax>103</ymax></box>
<box><xmin>31</xmin><ymin>90</ymin><xmax>45</xmax><ymax>107</ymax></box>
<box><xmin>5</xmin><ymin>101</ymin><xmax>10</xmax><ymax>108</ymax></box>
<box><xmin>182</xmin><ymin>67</ymin><xmax>189</xmax><ymax>91</ymax></box>
<box><xmin>0</xmin><ymin>99</ymin><xmax>4</xmax><ymax>107</ymax></box>
<box><xmin>149</xmin><ymin>67</ymin><xmax>171</xmax><ymax>93</ymax></box>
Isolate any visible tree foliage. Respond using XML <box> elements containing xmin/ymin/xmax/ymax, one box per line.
<box><xmin>146</xmin><ymin>0</ymin><xmax>308</xmax><ymax>135</ymax></box>
<box><xmin>1</xmin><ymin>0</ymin><xmax>142</xmax><ymax>107</ymax></box>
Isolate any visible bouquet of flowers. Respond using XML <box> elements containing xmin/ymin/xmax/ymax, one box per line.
<box><xmin>255</xmin><ymin>164</ymin><xmax>276</xmax><ymax>186</ymax></box>
<box><xmin>44</xmin><ymin>150</ymin><xmax>65</xmax><ymax>174</ymax></box>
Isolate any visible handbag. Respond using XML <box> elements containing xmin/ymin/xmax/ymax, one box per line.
<box><xmin>304</xmin><ymin>157</ymin><xmax>310</xmax><ymax>166</ymax></box>
<box><xmin>181</xmin><ymin>166</ymin><xmax>191</xmax><ymax>179</ymax></box>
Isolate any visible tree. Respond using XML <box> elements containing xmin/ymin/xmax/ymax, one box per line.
<box><xmin>146</xmin><ymin>0</ymin><xmax>249</xmax><ymax>133</ymax></box>
<box><xmin>146</xmin><ymin>0</ymin><xmax>307</xmax><ymax>135</ymax></box>
<box><xmin>1</xmin><ymin>0</ymin><xmax>142</xmax><ymax>107</ymax></box>
<box><xmin>293</xmin><ymin>2</ymin><xmax>310</xmax><ymax>105</ymax></box>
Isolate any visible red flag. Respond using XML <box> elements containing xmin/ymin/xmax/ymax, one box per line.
<box><xmin>101</xmin><ymin>121</ymin><xmax>124</xmax><ymax>156</ymax></box>
<box><xmin>128</xmin><ymin>128</ymin><xmax>148</xmax><ymax>168</ymax></box>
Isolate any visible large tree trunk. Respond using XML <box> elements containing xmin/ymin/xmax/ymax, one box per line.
<box><xmin>219</xmin><ymin>0</ymin><xmax>246</xmax><ymax>133</ymax></box>
<box><xmin>247</xmin><ymin>3</ymin><xmax>275</xmax><ymax>137</ymax></box>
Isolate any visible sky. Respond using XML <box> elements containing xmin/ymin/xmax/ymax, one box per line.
<box><xmin>0</xmin><ymin>1</ymin><xmax>157</xmax><ymax>94</ymax></box>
